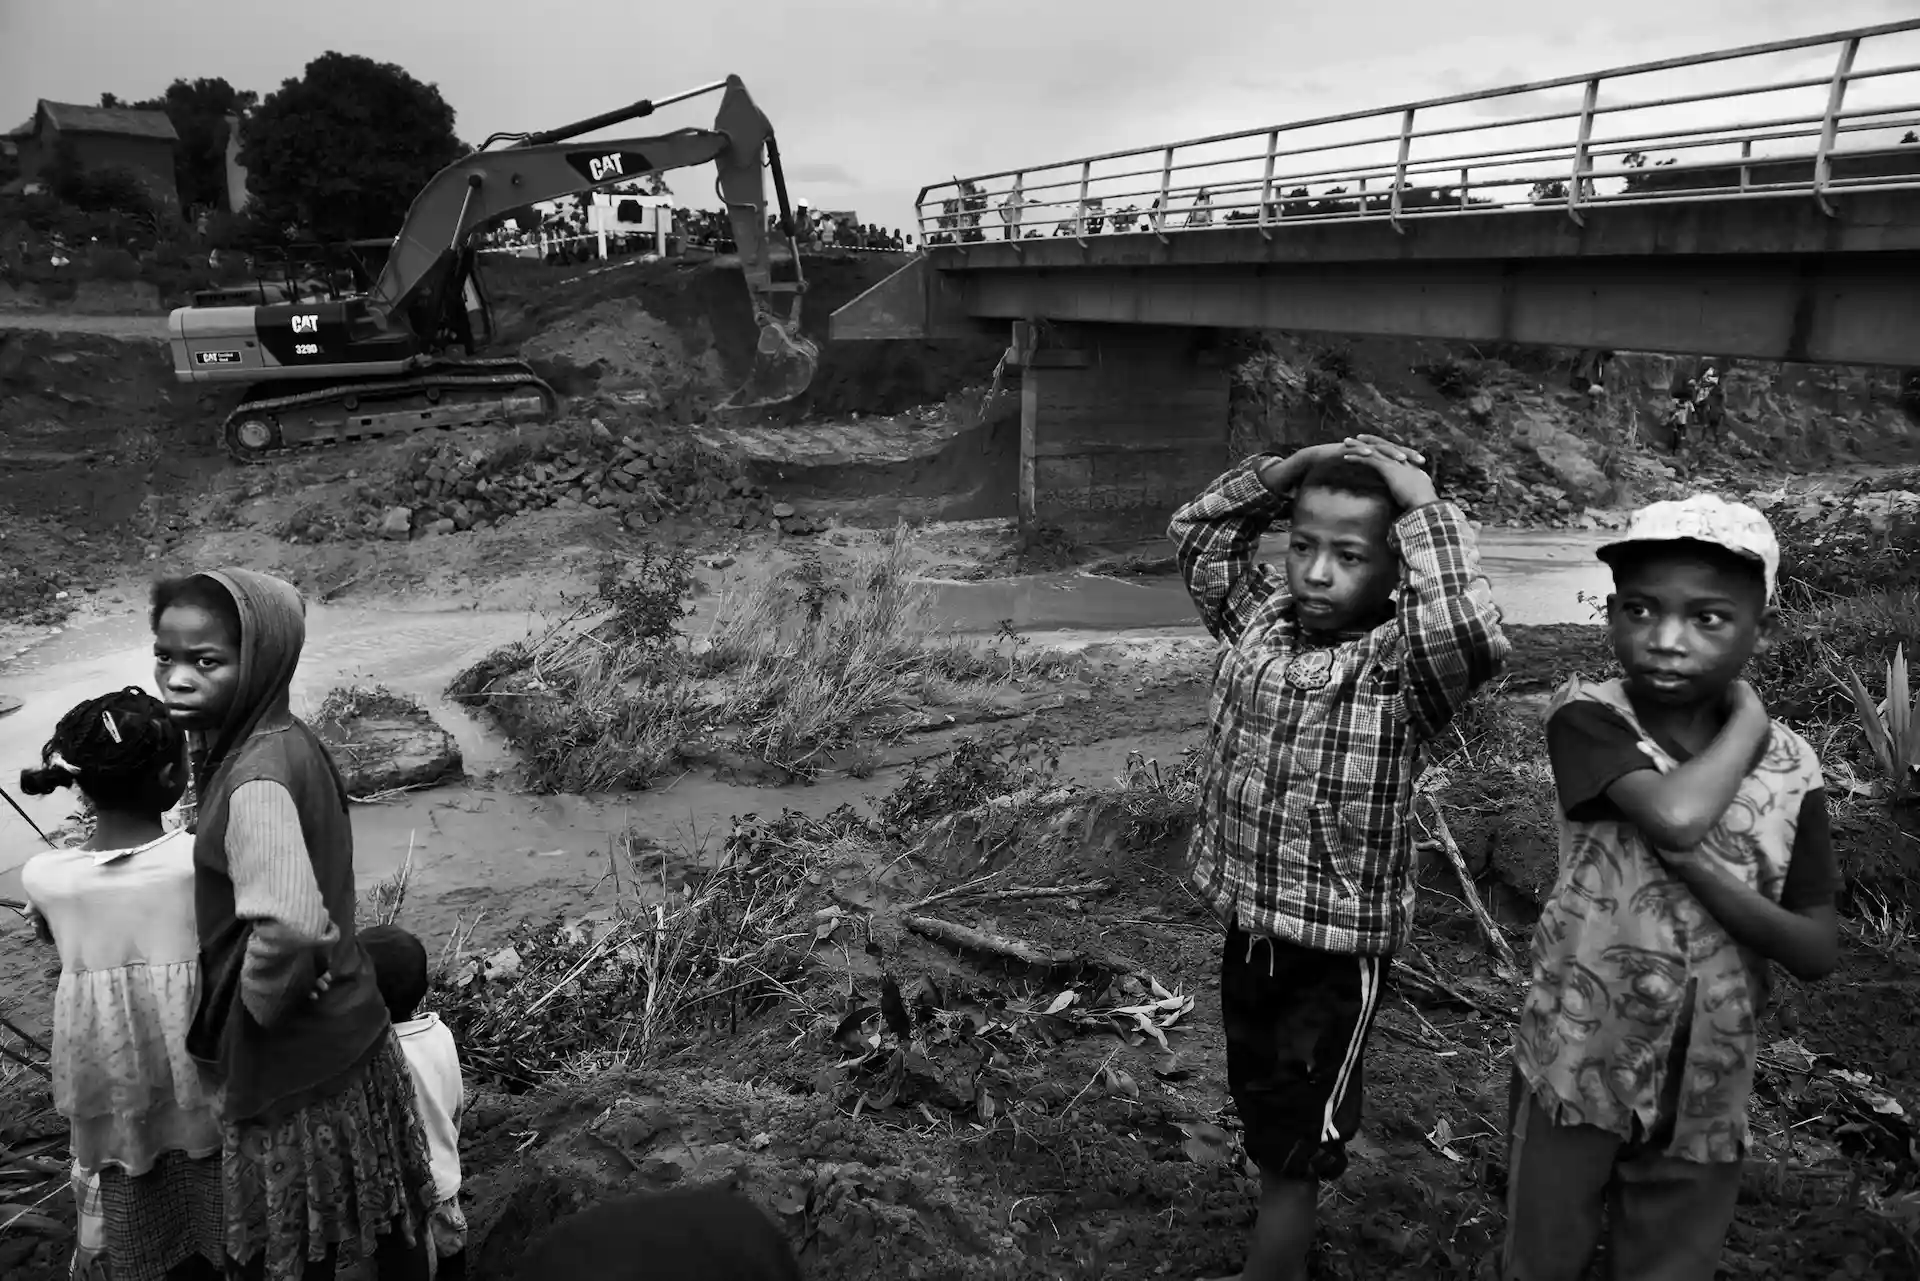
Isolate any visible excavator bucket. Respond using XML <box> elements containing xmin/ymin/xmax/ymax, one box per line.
<box><xmin>721</xmin><ymin>316</ymin><xmax>820</xmax><ymax>411</ymax></box>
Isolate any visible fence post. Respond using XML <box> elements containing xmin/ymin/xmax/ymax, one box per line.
<box><xmin>1390</xmin><ymin>108</ymin><xmax>1414</xmax><ymax>234</ymax></box>
<box><xmin>1814</xmin><ymin>35</ymin><xmax>1860</xmax><ymax>217</ymax></box>
<box><xmin>1739</xmin><ymin>139</ymin><xmax>1752</xmax><ymax>192</ymax></box>
<box><xmin>1568</xmin><ymin>77</ymin><xmax>1599</xmax><ymax>227</ymax></box>
<box><xmin>1155</xmin><ymin>146</ymin><xmax>1174</xmax><ymax>242</ymax></box>
<box><xmin>1258</xmin><ymin>129</ymin><xmax>1278</xmax><ymax>240</ymax></box>
<box><xmin>1074</xmin><ymin>160</ymin><xmax>1092</xmax><ymax>247</ymax></box>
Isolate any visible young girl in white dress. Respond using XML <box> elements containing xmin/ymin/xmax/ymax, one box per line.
<box><xmin>20</xmin><ymin>687</ymin><xmax>224</xmax><ymax>1281</ymax></box>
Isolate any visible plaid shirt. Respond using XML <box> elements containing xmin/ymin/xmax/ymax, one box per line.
<box><xmin>1170</xmin><ymin>455</ymin><xmax>1509</xmax><ymax>955</ymax></box>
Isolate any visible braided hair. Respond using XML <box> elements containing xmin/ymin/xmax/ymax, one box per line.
<box><xmin>19</xmin><ymin>687</ymin><xmax>187</xmax><ymax>815</ymax></box>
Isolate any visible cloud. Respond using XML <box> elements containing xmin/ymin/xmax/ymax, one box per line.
<box><xmin>782</xmin><ymin>162</ymin><xmax>856</xmax><ymax>187</ymax></box>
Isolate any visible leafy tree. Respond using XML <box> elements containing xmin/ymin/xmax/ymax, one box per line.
<box><xmin>239</xmin><ymin>52</ymin><xmax>467</xmax><ymax>241</ymax></box>
<box><xmin>137</xmin><ymin>79</ymin><xmax>259</xmax><ymax>214</ymax></box>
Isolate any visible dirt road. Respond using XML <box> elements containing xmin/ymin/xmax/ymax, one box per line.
<box><xmin>0</xmin><ymin>312</ymin><xmax>168</xmax><ymax>339</ymax></box>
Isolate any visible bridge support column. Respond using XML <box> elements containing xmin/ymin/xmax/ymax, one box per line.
<box><xmin>1016</xmin><ymin>324</ymin><xmax>1231</xmax><ymax>546</ymax></box>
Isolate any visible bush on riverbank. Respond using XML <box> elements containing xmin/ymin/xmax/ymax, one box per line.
<box><xmin>446</xmin><ymin>525</ymin><xmax>1043</xmax><ymax>790</ymax></box>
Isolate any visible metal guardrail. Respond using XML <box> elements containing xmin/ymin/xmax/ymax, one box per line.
<box><xmin>916</xmin><ymin>20</ymin><xmax>1920</xmax><ymax>247</ymax></box>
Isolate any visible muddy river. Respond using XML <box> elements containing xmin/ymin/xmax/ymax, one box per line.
<box><xmin>0</xmin><ymin>530</ymin><xmax>1608</xmax><ymax>923</ymax></box>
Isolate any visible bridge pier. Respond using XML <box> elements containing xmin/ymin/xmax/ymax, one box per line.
<box><xmin>1015</xmin><ymin>323</ymin><xmax>1231</xmax><ymax>546</ymax></box>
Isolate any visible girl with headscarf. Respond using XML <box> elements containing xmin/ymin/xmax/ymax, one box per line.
<box><xmin>150</xmin><ymin>570</ymin><xmax>436</xmax><ymax>1281</ymax></box>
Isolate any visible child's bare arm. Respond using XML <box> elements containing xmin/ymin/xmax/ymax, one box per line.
<box><xmin>1601</xmin><ymin>683</ymin><xmax>1773</xmax><ymax>850</ymax></box>
<box><xmin>1665</xmin><ymin>857</ymin><xmax>1838</xmax><ymax>980</ymax></box>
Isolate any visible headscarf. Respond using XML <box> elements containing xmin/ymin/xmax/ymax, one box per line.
<box><xmin>184</xmin><ymin>569</ymin><xmax>339</xmax><ymax>802</ymax></box>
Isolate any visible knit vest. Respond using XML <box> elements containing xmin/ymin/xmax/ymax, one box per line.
<box><xmin>191</xmin><ymin>720</ymin><xmax>389</xmax><ymax>1125</ymax></box>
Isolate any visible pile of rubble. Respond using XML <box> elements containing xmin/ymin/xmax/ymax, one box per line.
<box><xmin>367</xmin><ymin>420</ymin><xmax>828</xmax><ymax>542</ymax></box>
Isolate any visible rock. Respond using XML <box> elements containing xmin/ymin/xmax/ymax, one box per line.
<box><xmin>430</xmin><ymin>517</ymin><xmax>456</xmax><ymax>535</ymax></box>
<box><xmin>1465</xmin><ymin>391</ymin><xmax>1496</xmax><ymax>425</ymax></box>
<box><xmin>1514</xmin><ymin>418</ymin><xmax>1612</xmax><ymax>504</ymax></box>
<box><xmin>772</xmin><ymin>502</ymin><xmax>797</xmax><ymax>520</ymax></box>
<box><xmin>0</xmin><ymin>693</ymin><xmax>21</xmax><ymax>719</ymax></box>
<box><xmin>379</xmin><ymin>506</ymin><xmax>414</xmax><ymax>540</ymax></box>
<box><xmin>311</xmin><ymin>690</ymin><xmax>464</xmax><ymax>796</ymax></box>
<box><xmin>590</xmin><ymin>418</ymin><xmax>612</xmax><ymax>441</ymax></box>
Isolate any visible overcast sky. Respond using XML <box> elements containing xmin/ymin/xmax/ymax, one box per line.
<box><xmin>2</xmin><ymin>0</ymin><xmax>1913</xmax><ymax>234</ymax></box>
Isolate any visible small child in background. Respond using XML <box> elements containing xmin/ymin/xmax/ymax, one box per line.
<box><xmin>361</xmin><ymin>924</ymin><xmax>467</xmax><ymax>1281</ymax></box>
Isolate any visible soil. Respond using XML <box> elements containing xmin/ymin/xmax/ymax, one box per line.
<box><xmin>1</xmin><ymin>254</ymin><xmax>1918</xmax><ymax>1281</ymax></box>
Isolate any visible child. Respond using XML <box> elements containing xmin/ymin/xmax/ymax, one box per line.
<box><xmin>1169</xmin><ymin>436</ymin><xmax>1510</xmax><ymax>1280</ymax></box>
<box><xmin>19</xmin><ymin>687</ymin><xmax>225</xmax><ymax>1281</ymax></box>
<box><xmin>1504</xmin><ymin>495</ymin><xmax>1840</xmax><ymax>1281</ymax></box>
<box><xmin>362</xmin><ymin>924</ymin><xmax>468</xmax><ymax>1281</ymax></box>
<box><xmin>152</xmin><ymin>569</ymin><xmax>437</xmax><ymax>1281</ymax></box>
<box><xmin>513</xmin><ymin>1187</ymin><xmax>801</xmax><ymax>1281</ymax></box>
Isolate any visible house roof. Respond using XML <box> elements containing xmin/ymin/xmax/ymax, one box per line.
<box><xmin>33</xmin><ymin>101</ymin><xmax>178</xmax><ymax>143</ymax></box>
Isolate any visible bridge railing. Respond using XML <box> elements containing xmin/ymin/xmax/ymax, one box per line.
<box><xmin>916</xmin><ymin>20</ymin><xmax>1920</xmax><ymax>247</ymax></box>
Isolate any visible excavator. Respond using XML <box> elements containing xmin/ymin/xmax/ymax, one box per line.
<box><xmin>167</xmin><ymin>76</ymin><xmax>817</xmax><ymax>463</ymax></box>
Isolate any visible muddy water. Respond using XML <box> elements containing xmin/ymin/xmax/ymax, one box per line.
<box><xmin>924</xmin><ymin>528</ymin><xmax>1612</xmax><ymax>632</ymax></box>
<box><xmin>0</xmin><ymin>530</ymin><xmax>1606</xmax><ymax>922</ymax></box>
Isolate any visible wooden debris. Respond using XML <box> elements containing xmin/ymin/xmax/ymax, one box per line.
<box><xmin>902</xmin><ymin>913</ymin><xmax>1143</xmax><ymax>979</ymax></box>
<box><xmin>903</xmin><ymin>914</ymin><xmax>1063</xmax><ymax>968</ymax></box>
<box><xmin>902</xmin><ymin>879</ymin><xmax>1107</xmax><ymax>913</ymax></box>
<box><xmin>1417</xmin><ymin>794</ymin><xmax>1520</xmax><ymax>973</ymax></box>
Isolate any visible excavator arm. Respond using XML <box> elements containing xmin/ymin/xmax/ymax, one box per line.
<box><xmin>373</xmin><ymin>75</ymin><xmax>814</xmax><ymax>409</ymax></box>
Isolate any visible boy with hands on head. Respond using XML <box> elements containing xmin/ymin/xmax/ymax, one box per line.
<box><xmin>1170</xmin><ymin>434</ymin><xmax>1510</xmax><ymax>1280</ymax></box>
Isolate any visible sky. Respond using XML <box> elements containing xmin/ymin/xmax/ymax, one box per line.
<box><xmin>2</xmin><ymin>0</ymin><xmax>1914</xmax><ymax>237</ymax></box>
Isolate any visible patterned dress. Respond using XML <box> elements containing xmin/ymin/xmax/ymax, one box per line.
<box><xmin>1513</xmin><ymin>677</ymin><xmax>1825</xmax><ymax>1161</ymax></box>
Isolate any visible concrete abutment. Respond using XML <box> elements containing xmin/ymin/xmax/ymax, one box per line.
<box><xmin>1013</xmin><ymin>322</ymin><xmax>1231</xmax><ymax>546</ymax></box>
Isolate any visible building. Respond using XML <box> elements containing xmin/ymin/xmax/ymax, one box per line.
<box><xmin>10</xmin><ymin>100</ymin><xmax>180</xmax><ymax>210</ymax></box>
<box><xmin>224</xmin><ymin>112</ymin><xmax>250</xmax><ymax>213</ymax></box>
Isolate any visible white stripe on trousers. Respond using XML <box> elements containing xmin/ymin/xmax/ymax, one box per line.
<box><xmin>1322</xmin><ymin>955</ymin><xmax>1383</xmax><ymax>1142</ymax></box>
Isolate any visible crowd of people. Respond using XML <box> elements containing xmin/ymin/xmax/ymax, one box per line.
<box><xmin>6</xmin><ymin>426</ymin><xmax>1849</xmax><ymax>1281</ymax></box>
<box><xmin>672</xmin><ymin>206</ymin><xmax>910</xmax><ymax>253</ymax></box>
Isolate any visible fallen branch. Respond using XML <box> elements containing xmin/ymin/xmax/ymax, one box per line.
<box><xmin>901</xmin><ymin>914</ymin><xmax>1144</xmax><ymax>979</ymax></box>
<box><xmin>901</xmin><ymin>880</ymin><xmax>1107</xmax><ymax>913</ymax></box>
<box><xmin>0</xmin><ymin>1012</ymin><xmax>50</xmax><ymax>1059</ymax></box>
<box><xmin>0</xmin><ymin>1039</ymin><xmax>50</xmax><ymax>1078</ymax></box>
<box><xmin>1417</xmin><ymin>794</ymin><xmax>1519</xmax><ymax>974</ymax></box>
<box><xmin>0</xmin><ymin>1141</ymin><xmax>64</xmax><ymax>1178</ymax></box>
<box><xmin>903</xmin><ymin>914</ymin><xmax>1062</xmax><ymax>968</ymax></box>
<box><xmin>1393</xmin><ymin>952</ymin><xmax>1504</xmax><ymax>1018</ymax></box>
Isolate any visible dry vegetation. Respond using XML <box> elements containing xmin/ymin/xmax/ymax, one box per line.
<box><xmin>447</xmin><ymin>525</ymin><xmax>1064</xmax><ymax>791</ymax></box>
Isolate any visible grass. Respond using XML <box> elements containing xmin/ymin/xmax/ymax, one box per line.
<box><xmin>447</xmin><ymin>524</ymin><xmax>1064</xmax><ymax>792</ymax></box>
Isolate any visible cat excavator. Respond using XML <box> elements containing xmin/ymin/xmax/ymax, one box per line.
<box><xmin>168</xmin><ymin>76</ymin><xmax>816</xmax><ymax>463</ymax></box>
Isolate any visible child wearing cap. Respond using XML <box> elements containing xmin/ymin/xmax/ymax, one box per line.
<box><xmin>1503</xmin><ymin>494</ymin><xmax>1842</xmax><ymax>1281</ymax></box>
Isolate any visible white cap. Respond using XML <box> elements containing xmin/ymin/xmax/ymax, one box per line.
<box><xmin>1598</xmin><ymin>493</ymin><xmax>1780</xmax><ymax>601</ymax></box>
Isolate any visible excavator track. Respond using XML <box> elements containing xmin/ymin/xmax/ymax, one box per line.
<box><xmin>220</xmin><ymin>358</ymin><xmax>560</xmax><ymax>464</ymax></box>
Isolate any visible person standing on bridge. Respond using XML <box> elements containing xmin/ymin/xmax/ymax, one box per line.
<box><xmin>1169</xmin><ymin>435</ymin><xmax>1510</xmax><ymax>1281</ymax></box>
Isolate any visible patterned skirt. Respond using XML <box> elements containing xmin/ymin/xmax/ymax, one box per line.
<box><xmin>222</xmin><ymin>1032</ymin><xmax>438</xmax><ymax>1281</ymax></box>
<box><xmin>94</xmin><ymin>1150</ymin><xmax>225</xmax><ymax>1281</ymax></box>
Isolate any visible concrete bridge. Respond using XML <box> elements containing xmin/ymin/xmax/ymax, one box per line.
<box><xmin>832</xmin><ymin>20</ymin><xmax>1920</xmax><ymax>542</ymax></box>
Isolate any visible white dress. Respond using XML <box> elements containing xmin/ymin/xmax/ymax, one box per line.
<box><xmin>21</xmin><ymin>830</ymin><xmax>222</xmax><ymax>1175</ymax></box>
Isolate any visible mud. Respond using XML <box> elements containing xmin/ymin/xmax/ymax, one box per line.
<box><xmin>489</xmin><ymin>252</ymin><xmax>1007</xmax><ymax>423</ymax></box>
<box><xmin>3</xmin><ymin>255</ymin><xmax>1918</xmax><ymax>1280</ymax></box>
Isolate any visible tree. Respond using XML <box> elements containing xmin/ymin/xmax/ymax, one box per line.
<box><xmin>239</xmin><ymin>52</ymin><xmax>467</xmax><ymax>241</ymax></box>
<box><xmin>136</xmin><ymin>79</ymin><xmax>259</xmax><ymax>215</ymax></box>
